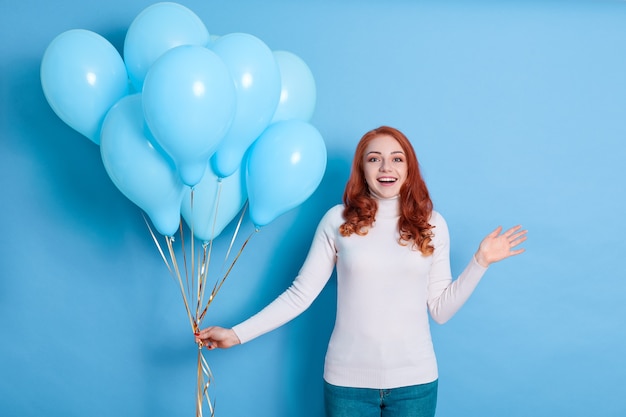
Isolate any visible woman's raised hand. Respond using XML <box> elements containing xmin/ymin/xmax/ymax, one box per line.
<box><xmin>194</xmin><ymin>326</ymin><xmax>241</xmax><ymax>350</ymax></box>
<box><xmin>475</xmin><ymin>225</ymin><xmax>527</xmax><ymax>267</ymax></box>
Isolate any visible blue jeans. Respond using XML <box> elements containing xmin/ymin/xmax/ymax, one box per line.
<box><xmin>324</xmin><ymin>380</ymin><xmax>438</xmax><ymax>417</ymax></box>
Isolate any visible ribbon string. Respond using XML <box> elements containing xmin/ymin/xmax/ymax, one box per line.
<box><xmin>144</xmin><ymin>198</ymin><xmax>254</xmax><ymax>416</ymax></box>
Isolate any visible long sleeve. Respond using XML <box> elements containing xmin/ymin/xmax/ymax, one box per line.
<box><xmin>426</xmin><ymin>212</ymin><xmax>488</xmax><ymax>324</ymax></box>
<box><xmin>232</xmin><ymin>206</ymin><xmax>342</xmax><ymax>344</ymax></box>
<box><xmin>232</xmin><ymin>199</ymin><xmax>489</xmax><ymax>390</ymax></box>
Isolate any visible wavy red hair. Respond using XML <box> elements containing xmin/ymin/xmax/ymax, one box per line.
<box><xmin>339</xmin><ymin>126</ymin><xmax>434</xmax><ymax>255</ymax></box>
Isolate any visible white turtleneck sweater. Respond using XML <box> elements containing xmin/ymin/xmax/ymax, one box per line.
<box><xmin>233</xmin><ymin>197</ymin><xmax>487</xmax><ymax>389</ymax></box>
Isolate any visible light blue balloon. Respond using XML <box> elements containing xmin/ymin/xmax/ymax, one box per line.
<box><xmin>246</xmin><ymin>120</ymin><xmax>327</xmax><ymax>228</ymax></box>
<box><xmin>124</xmin><ymin>2</ymin><xmax>210</xmax><ymax>92</ymax></box>
<box><xmin>271</xmin><ymin>50</ymin><xmax>316</xmax><ymax>123</ymax></box>
<box><xmin>142</xmin><ymin>45</ymin><xmax>237</xmax><ymax>187</ymax></box>
<box><xmin>210</xmin><ymin>33</ymin><xmax>281</xmax><ymax>178</ymax></box>
<box><xmin>181</xmin><ymin>165</ymin><xmax>247</xmax><ymax>242</ymax></box>
<box><xmin>208</xmin><ymin>34</ymin><xmax>222</xmax><ymax>46</ymax></box>
<box><xmin>100</xmin><ymin>94</ymin><xmax>185</xmax><ymax>236</ymax></box>
<box><xmin>41</xmin><ymin>29</ymin><xmax>129</xmax><ymax>144</ymax></box>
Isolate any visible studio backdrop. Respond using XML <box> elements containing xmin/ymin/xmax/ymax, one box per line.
<box><xmin>1</xmin><ymin>1</ymin><xmax>625</xmax><ymax>416</ymax></box>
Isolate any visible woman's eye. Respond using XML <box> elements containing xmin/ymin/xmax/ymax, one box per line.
<box><xmin>393</xmin><ymin>157</ymin><xmax>404</xmax><ymax>162</ymax></box>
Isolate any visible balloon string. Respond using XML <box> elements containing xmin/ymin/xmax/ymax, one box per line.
<box><xmin>197</xmin><ymin>240</ymin><xmax>213</xmax><ymax>319</ymax></box>
<box><xmin>199</xmin><ymin>228</ymin><xmax>256</xmax><ymax>323</ymax></box>
<box><xmin>189</xmin><ymin>189</ymin><xmax>197</xmax><ymax>319</ymax></box>
<box><xmin>165</xmin><ymin>235</ymin><xmax>195</xmax><ymax>331</ymax></box>
<box><xmin>144</xmin><ymin>193</ymin><xmax>252</xmax><ymax>416</ymax></box>
<box><xmin>142</xmin><ymin>213</ymin><xmax>174</xmax><ymax>276</ymax></box>
<box><xmin>196</xmin><ymin>185</ymin><xmax>247</xmax><ymax>322</ymax></box>
<box><xmin>210</xmin><ymin>180</ymin><xmax>223</xmax><ymax>248</ymax></box>
<box><xmin>196</xmin><ymin>345</ymin><xmax>215</xmax><ymax>417</ymax></box>
<box><xmin>196</xmin><ymin>345</ymin><xmax>204</xmax><ymax>417</ymax></box>
<box><xmin>200</xmin><ymin>348</ymin><xmax>215</xmax><ymax>416</ymax></box>
<box><xmin>224</xmin><ymin>200</ymin><xmax>248</xmax><ymax>266</ymax></box>
<box><xmin>217</xmin><ymin>229</ymin><xmax>255</xmax><ymax>295</ymax></box>
<box><xmin>196</xmin><ymin>179</ymin><xmax>222</xmax><ymax>319</ymax></box>
<box><xmin>192</xmin><ymin>181</ymin><xmax>226</xmax><ymax>417</ymax></box>
<box><xmin>190</xmin><ymin>189</ymin><xmax>207</xmax><ymax>322</ymax></box>
<box><xmin>143</xmin><ymin>212</ymin><xmax>195</xmax><ymax>332</ymax></box>
<box><xmin>177</xmin><ymin>217</ymin><xmax>193</xmax><ymax>307</ymax></box>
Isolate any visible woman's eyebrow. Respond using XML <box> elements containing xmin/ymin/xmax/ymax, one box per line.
<box><xmin>365</xmin><ymin>150</ymin><xmax>404</xmax><ymax>156</ymax></box>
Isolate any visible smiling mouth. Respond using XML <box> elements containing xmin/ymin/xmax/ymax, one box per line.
<box><xmin>377</xmin><ymin>177</ymin><xmax>397</xmax><ymax>184</ymax></box>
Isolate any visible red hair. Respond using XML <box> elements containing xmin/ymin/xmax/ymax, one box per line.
<box><xmin>339</xmin><ymin>126</ymin><xmax>434</xmax><ymax>255</ymax></box>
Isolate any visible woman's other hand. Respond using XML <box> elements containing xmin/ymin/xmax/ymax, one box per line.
<box><xmin>475</xmin><ymin>225</ymin><xmax>527</xmax><ymax>267</ymax></box>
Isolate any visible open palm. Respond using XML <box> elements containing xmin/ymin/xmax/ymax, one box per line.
<box><xmin>475</xmin><ymin>225</ymin><xmax>528</xmax><ymax>267</ymax></box>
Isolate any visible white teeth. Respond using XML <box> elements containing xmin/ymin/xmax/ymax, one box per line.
<box><xmin>378</xmin><ymin>178</ymin><xmax>396</xmax><ymax>183</ymax></box>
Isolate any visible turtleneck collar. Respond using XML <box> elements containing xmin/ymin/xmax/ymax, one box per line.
<box><xmin>373</xmin><ymin>194</ymin><xmax>400</xmax><ymax>219</ymax></box>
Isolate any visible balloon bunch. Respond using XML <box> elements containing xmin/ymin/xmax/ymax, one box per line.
<box><xmin>40</xmin><ymin>2</ymin><xmax>327</xmax><ymax>416</ymax></box>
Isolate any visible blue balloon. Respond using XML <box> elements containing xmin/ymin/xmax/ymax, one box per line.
<box><xmin>181</xmin><ymin>165</ymin><xmax>247</xmax><ymax>242</ymax></box>
<box><xmin>142</xmin><ymin>45</ymin><xmax>237</xmax><ymax>187</ymax></box>
<box><xmin>271</xmin><ymin>50</ymin><xmax>316</xmax><ymax>123</ymax></box>
<box><xmin>41</xmin><ymin>29</ymin><xmax>129</xmax><ymax>144</ymax></box>
<box><xmin>210</xmin><ymin>33</ymin><xmax>281</xmax><ymax>178</ymax></box>
<box><xmin>124</xmin><ymin>2</ymin><xmax>210</xmax><ymax>92</ymax></box>
<box><xmin>246</xmin><ymin>120</ymin><xmax>327</xmax><ymax>228</ymax></box>
<box><xmin>208</xmin><ymin>34</ymin><xmax>222</xmax><ymax>46</ymax></box>
<box><xmin>100</xmin><ymin>94</ymin><xmax>185</xmax><ymax>236</ymax></box>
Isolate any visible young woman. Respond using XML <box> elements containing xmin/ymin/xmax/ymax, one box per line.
<box><xmin>196</xmin><ymin>126</ymin><xmax>527</xmax><ymax>417</ymax></box>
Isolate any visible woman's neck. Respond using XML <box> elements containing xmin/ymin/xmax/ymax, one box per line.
<box><xmin>373</xmin><ymin>194</ymin><xmax>400</xmax><ymax>218</ymax></box>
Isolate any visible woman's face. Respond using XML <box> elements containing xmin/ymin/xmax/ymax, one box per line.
<box><xmin>362</xmin><ymin>134</ymin><xmax>408</xmax><ymax>199</ymax></box>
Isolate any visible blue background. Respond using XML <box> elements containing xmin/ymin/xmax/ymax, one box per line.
<box><xmin>1</xmin><ymin>1</ymin><xmax>625</xmax><ymax>416</ymax></box>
